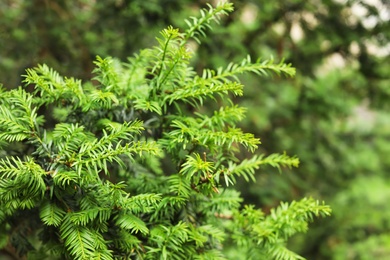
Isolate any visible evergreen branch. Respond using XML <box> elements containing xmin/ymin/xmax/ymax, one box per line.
<box><xmin>24</xmin><ymin>64</ymin><xmax>85</xmax><ymax>106</ymax></box>
<box><xmin>150</xmin><ymin>26</ymin><xmax>193</xmax><ymax>96</ymax></box>
<box><xmin>201</xmin><ymin>189</ymin><xmax>242</xmax><ymax>215</ymax></box>
<box><xmin>60</xmin><ymin>216</ymin><xmax>98</xmax><ymax>259</ymax></box>
<box><xmin>151</xmin><ymin>196</ymin><xmax>188</xmax><ymax>221</ymax></box>
<box><xmin>113</xmin><ymin>230</ymin><xmax>142</xmax><ymax>255</ymax></box>
<box><xmin>228</xmin><ymin>199</ymin><xmax>331</xmax><ymax>259</ymax></box>
<box><xmin>90</xmin><ymin>230</ymin><xmax>113</xmax><ymax>259</ymax></box>
<box><xmin>225</xmin><ymin>153</ymin><xmax>300</xmax><ymax>184</ymax></box>
<box><xmin>133</xmin><ymin>99</ymin><xmax>162</xmax><ymax>115</ymax></box>
<box><xmin>49</xmin><ymin>121</ymin><xmax>159</xmax><ymax>177</ymax></box>
<box><xmin>147</xmin><ymin>222</ymin><xmax>191</xmax><ymax>259</ymax></box>
<box><xmin>91</xmin><ymin>249</ymin><xmax>113</xmax><ymax>260</ymax></box>
<box><xmin>200</xmin><ymin>56</ymin><xmax>295</xmax><ymax>85</ymax></box>
<box><xmin>268</xmin><ymin>243</ymin><xmax>305</xmax><ymax>260</ymax></box>
<box><xmin>93</xmin><ymin>55</ymin><xmax>150</xmax><ymax>108</ymax></box>
<box><xmin>157</xmin><ymin>27</ymin><xmax>181</xmax><ymax>69</ymax></box>
<box><xmin>0</xmin><ymin>196</ymin><xmax>36</xmax><ymax>212</ymax></box>
<box><xmin>97</xmin><ymin>119</ymin><xmax>145</xmax><ymax>141</ymax></box>
<box><xmin>121</xmin><ymin>193</ymin><xmax>162</xmax><ymax>214</ymax></box>
<box><xmin>74</xmin><ymin>140</ymin><xmax>160</xmax><ymax>176</ymax></box>
<box><xmin>195</xmin><ymin>105</ymin><xmax>247</xmax><ymax>130</ymax></box>
<box><xmin>115</xmin><ymin>212</ymin><xmax>149</xmax><ymax>235</ymax></box>
<box><xmin>252</xmin><ymin>198</ymin><xmax>331</xmax><ymax>244</ymax></box>
<box><xmin>52</xmin><ymin>170</ymin><xmax>79</xmax><ymax>188</ymax></box>
<box><xmin>180</xmin><ymin>153</ymin><xmax>214</xmax><ymax>180</ymax></box>
<box><xmin>69</xmin><ymin>207</ymin><xmax>112</xmax><ymax>226</ymax></box>
<box><xmin>53</xmin><ymin>120</ymin><xmax>144</xmax><ymax>162</ymax></box>
<box><xmin>157</xmin><ymin>47</ymin><xmax>190</xmax><ymax>91</ymax></box>
<box><xmin>168</xmin><ymin>174</ymin><xmax>192</xmax><ymax>198</ymax></box>
<box><xmin>259</xmin><ymin>153</ymin><xmax>300</xmax><ymax>171</ymax></box>
<box><xmin>152</xmin><ymin>27</ymin><xmax>180</xmax><ymax>83</ymax></box>
<box><xmin>162</xmin><ymin>57</ymin><xmax>294</xmax><ymax>108</ymax></box>
<box><xmin>24</xmin><ymin>64</ymin><xmax>64</xmax><ymax>99</ymax></box>
<box><xmin>0</xmin><ymin>88</ymin><xmax>42</xmax><ymax>142</ymax></box>
<box><xmin>191</xmin><ymin>224</ymin><xmax>226</xmax><ymax>247</ymax></box>
<box><xmin>200</xmin><ymin>127</ymin><xmax>260</xmax><ymax>152</ymax></box>
<box><xmin>0</xmin><ymin>156</ymin><xmax>27</xmax><ymax>179</ymax></box>
<box><xmin>162</xmin><ymin>119</ymin><xmax>260</xmax><ymax>155</ymax></box>
<box><xmin>164</xmin><ymin>81</ymin><xmax>243</xmax><ymax>105</ymax></box>
<box><xmin>82</xmin><ymin>88</ymin><xmax>119</xmax><ymax>111</ymax></box>
<box><xmin>78</xmin><ymin>190</ymin><xmax>101</xmax><ymax>210</ymax></box>
<box><xmin>92</xmin><ymin>55</ymin><xmax>120</xmax><ymax>91</ymax></box>
<box><xmin>40</xmin><ymin>201</ymin><xmax>66</xmax><ymax>227</ymax></box>
<box><xmin>0</xmin><ymin>157</ymin><xmax>46</xmax><ymax>202</ymax></box>
<box><xmin>52</xmin><ymin>123</ymin><xmax>93</xmax><ymax>157</ymax></box>
<box><xmin>183</xmin><ymin>2</ymin><xmax>234</xmax><ymax>44</ymax></box>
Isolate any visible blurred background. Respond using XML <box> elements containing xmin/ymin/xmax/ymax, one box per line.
<box><xmin>1</xmin><ymin>0</ymin><xmax>389</xmax><ymax>259</ymax></box>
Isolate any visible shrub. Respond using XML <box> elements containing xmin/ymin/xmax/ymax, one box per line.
<box><xmin>0</xmin><ymin>3</ymin><xmax>330</xmax><ymax>259</ymax></box>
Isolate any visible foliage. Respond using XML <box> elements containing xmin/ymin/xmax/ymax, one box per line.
<box><xmin>0</xmin><ymin>2</ymin><xmax>331</xmax><ymax>260</ymax></box>
<box><xmin>207</xmin><ymin>2</ymin><xmax>389</xmax><ymax>259</ymax></box>
<box><xmin>2</xmin><ymin>0</ymin><xmax>388</xmax><ymax>259</ymax></box>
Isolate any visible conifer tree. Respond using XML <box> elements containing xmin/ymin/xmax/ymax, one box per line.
<box><xmin>0</xmin><ymin>2</ymin><xmax>331</xmax><ymax>259</ymax></box>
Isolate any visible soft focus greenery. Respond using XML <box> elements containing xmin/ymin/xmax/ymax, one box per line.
<box><xmin>0</xmin><ymin>0</ymin><xmax>389</xmax><ymax>259</ymax></box>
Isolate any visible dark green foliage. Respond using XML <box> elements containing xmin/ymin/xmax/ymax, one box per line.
<box><xmin>0</xmin><ymin>3</ymin><xmax>330</xmax><ymax>259</ymax></box>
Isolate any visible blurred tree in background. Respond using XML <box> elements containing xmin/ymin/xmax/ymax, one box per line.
<box><xmin>0</xmin><ymin>0</ymin><xmax>389</xmax><ymax>259</ymax></box>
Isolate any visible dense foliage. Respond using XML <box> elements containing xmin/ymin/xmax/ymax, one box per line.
<box><xmin>0</xmin><ymin>3</ymin><xmax>332</xmax><ymax>259</ymax></box>
<box><xmin>1</xmin><ymin>0</ymin><xmax>389</xmax><ymax>259</ymax></box>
